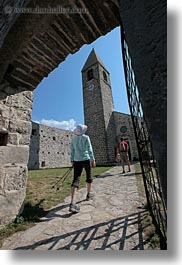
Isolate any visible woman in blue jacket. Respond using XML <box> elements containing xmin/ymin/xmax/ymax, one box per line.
<box><xmin>69</xmin><ymin>124</ymin><xmax>96</xmax><ymax>213</ymax></box>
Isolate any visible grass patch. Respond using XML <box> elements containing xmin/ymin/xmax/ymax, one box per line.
<box><xmin>0</xmin><ymin>218</ymin><xmax>35</xmax><ymax>248</ymax></box>
<box><xmin>141</xmin><ymin>213</ymin><xmax>160</xmax><ymax>249</ymax></box>
<box><xmin>0</xmin><ymin>166</ymin><xmax>112</xmax><ymax>247</ymax></box>
<box><xmin>26</xmin><ymin>166</ymin><xmax>112</xmax><ymax>211</ymax></box>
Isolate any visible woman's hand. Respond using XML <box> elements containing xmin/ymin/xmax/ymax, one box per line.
<box><xmin>92</xmin><ymin>160</ymin><xmax>96</xmax><ymax>168</ymax></box>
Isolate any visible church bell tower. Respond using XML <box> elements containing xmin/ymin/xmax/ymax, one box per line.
<box><xmin>81</xmin><ymin>49</ymin><xmax>116</xmax><ymax>164</ymax></box>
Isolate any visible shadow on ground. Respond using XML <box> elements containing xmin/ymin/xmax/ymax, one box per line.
<box><xmin>15</xmin><ymin>210</ymin><xmax>150</xmax><ymax>250</ymax></box>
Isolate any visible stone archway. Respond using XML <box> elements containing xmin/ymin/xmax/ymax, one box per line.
<box><xmin>0</xmin><ymin>0</ymin><xmax>166</xmax><ymax>226</ymax></box>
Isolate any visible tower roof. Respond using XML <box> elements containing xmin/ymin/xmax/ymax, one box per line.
<box><xmin>81</xmin><ymin>48</ymin><xmax>107</xmax><ymax>72</ymax></box>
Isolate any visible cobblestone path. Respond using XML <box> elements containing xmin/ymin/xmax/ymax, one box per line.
<box><xmin>1</xmin><ymin>164</ymin><xmax>150</xmax><ymax>250</ymax></box>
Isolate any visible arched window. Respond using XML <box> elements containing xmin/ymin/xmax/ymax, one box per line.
<box><xmin>103</xmin><ymin>71</ymin><xmax>107</xmax><ymax>82</ymax></box>
<box><xmin>87</xmin><ymin>69</ymin><xmax>94</xmax><ymax>81</ymax></box>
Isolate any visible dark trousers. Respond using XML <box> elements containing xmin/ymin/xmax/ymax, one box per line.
<box><xmin>71</xmin><ymin>160</ymin><xmax>92</xmax><ymax>188</ymax></box>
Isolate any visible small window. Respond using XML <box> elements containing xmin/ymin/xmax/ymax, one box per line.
<box><xmin>0</xmin><ymin>131</ymin><xmax>8</xmax><ymax>146</ymax></box>
<box><xmin>32</xmin><ymin>129</ymin><xmax>37</xmax><ymax>135</ymax></box>
<box><xmin>87</xmin><ymin>69</ymin><xmax>94</xmax><ymax>81</ymax></box>
<box><xmin>41</xmin><ymin>161</ymin><xmax>45</xmax><ymax>167</ymax></box>
<box><xmin>103</xmin><ymin>71</ymin><xmax>107</xmax><ymax>82</ymax></box>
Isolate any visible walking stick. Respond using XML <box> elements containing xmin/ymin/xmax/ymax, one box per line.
<box><xmin>51</xmin><ymin>167</ymin><xmax>73</xmax><ymax>190</ymax></box>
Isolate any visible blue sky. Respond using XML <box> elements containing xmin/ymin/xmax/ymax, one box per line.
<box><xmin>32</xmin><ymin>26</ymin><xmax>130</xmax><ymax>130</ymax></box>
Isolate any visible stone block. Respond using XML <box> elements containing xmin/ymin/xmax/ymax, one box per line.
<box><xmin>3</xmin><ymin>164</ymin><xmax>28</xmax><ymax>191</ymax></box>
<box><xmin>0</xmin><ymin>104</ymin><xmax>10</xmax><ymax>119</ymax></box>
<box><xmin>7</xmin><ymin>133</ymin><xmax>19</xmax><ymax>145</ymax></box>
<box><xmin>19</xmin><ymin>134</ymin><xmax>31</xmax><ymax>145</ymax></box>
<box><xmin>0</xmin><ymin>188</ymin><xmax>27</xmax><ymax>228</ymax></box>
<box><xmin>9</xmin><ymin>120</ymin><xmax>31</xmax><ymax>134</ymax></box>
<box><xmin>0</xmin><ymin>163</ymin><xmax>28</xmax><ymax>227</ymax></box>
<box><xmin>0</xmin><ymin>145</ymin><xmax>29</xmax><ymax>165</ymax></box>
<box><xmin>5</xmin><ymin>91</ymin><xmax>33</xmax><ymax>110</ymax></box>
<box><xmin>0</xmin><ymin>117</ymin><xmax>9</xmax><ymax>130</ymax></box>
<box><xmin>9</xmin><ymin>108</ymin><xmax>32</xmax><ymax>122</ymax></box>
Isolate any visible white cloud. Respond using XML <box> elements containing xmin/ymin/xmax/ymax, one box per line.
<box><xmin>34</xmin><ymin>118</ymin><xmax>76</xmax><ymax>131</ymax></box>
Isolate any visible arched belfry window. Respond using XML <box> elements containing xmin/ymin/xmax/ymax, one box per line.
<box><xmin>103</xmin><ymin>71</ymin><xmax>107</xmax><ymax>82</ymax></box>
<box><xmin>87</xmin><ymin>69</ymin><xmax>94</xmax><ymax>81</ymax></box>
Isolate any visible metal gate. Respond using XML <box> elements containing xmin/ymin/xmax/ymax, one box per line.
<box><xmin>121</xmin><ymin>26</ymin><xmax>167</xmax><ymax>248</ymax></box>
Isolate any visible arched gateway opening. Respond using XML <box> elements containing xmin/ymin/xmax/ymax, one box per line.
<box><xmin>0</xmin><ymin>0</ymin><xmax>166</xmax><ymax>248</ymax></box>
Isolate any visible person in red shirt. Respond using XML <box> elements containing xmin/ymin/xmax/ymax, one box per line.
<box><xmin>116</xmin><ymin>138</ymin><xmax>131</xmax><ymax>173</ymax></box>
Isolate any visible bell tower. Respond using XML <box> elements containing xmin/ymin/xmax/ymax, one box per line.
<box><xmin>81</xmin><ymin>49</ymin><xmax>116</xmax><ymax>164</ymax></box>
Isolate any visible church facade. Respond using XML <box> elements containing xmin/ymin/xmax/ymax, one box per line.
<box><xmin>28</xmin><ymin>49</ymin><xmax>138</xmax><ymax>169</ymax></box>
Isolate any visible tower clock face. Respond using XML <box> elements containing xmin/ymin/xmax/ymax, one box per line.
<box><xmin>87</xmin><ymin>83</ymin><xmax>95</xmax><ymax>91</ymax></box>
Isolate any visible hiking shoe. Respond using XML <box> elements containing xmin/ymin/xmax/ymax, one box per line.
<box><xmin>69</xmin><ymin>203</ymin><xmax>80</xmax><ymax>213</ymax></box>
<box><xmin>86</xmin><ymin>192</ymin><xmax>94</xmax><ymax>201</ymax></box>
<box><xmin>121</xmin><ymin>170</ymin><xmax>125</xmax><ymax>174</ymax></box>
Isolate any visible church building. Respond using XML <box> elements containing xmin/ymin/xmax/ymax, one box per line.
<box><xmin>28</xmin><ymin>49</ymin><xmax>138</xmax><ymax>169</ymax></box>
<box><xmin>81</xmin><ymin>49</ymin><xmax>138</xmax><ymax>164</ymax></box>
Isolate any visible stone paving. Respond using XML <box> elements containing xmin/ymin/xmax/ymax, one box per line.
<box><xmin>1</xmin><ymin>164</ymin><xmax>149</xmax><ymax>250</ymax></box>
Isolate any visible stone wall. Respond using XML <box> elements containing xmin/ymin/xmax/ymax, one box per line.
<box><xmin>0</xmin><ymin>89</ymin><xmax>33</xmax><ymax>227</ymax></box>
<box><xmin>28</xmin><ymin>111</ymin><xmax>138</xmax><ymax>170</ymax></box>
<box><xmin>28</xmin><ymin>122</ymin><xmax>74</xmax><ymax>169</ymax></box>
<box><xmin>118</xmin><ymin>0</ymin><xmax>167</xmax><ymax>203</ymax></box>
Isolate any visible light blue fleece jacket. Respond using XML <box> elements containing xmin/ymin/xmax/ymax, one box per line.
<box><xmin>70</xmin><ymin>134</ymin><xmax>95</xmax><ymax>162</ymax></box>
